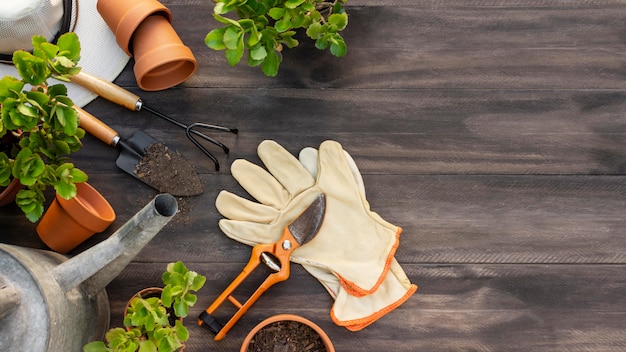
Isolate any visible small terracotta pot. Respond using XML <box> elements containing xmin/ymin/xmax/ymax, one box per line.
<box><xmin>97</xmin><ymin>0</ymin><xmax>172</xmax><ymax>56</ymax></box>
<box><xmin>36</xmin><ymin>182</ymin><xmax>115</xmax><ymax>254</ymax></box>
<box><xmin>241</xmin><ymin>314</ymin><xmax>335</xmax><ymax>352</ymax></box>
<box><xmin>97</xmin><ymin>0</ymin><xmax>197</xmax><ymax>91</ymax></box>
<box><xmin>0</xmin><ymin>178</ymin><xmax>22</xmax><ymax>207</ymax></box>
<box><xmin>131</xmin><ymin>15</ymin><xmax>197</xmax><ymax>91</ymax></box>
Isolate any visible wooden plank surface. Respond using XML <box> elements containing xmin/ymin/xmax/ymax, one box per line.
<box><xmin>1</xmin><ymin>1</ymin><xmax>625</xmax><ymax>351</ymax></box>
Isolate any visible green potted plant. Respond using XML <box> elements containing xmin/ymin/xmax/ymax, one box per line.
<box><xmin>205</xmin><ymin>0</ymin><xmax>349</xmax><ymax>76</ymax></box>
<box><xmin>84</xmin><ymin>261</ymin><xmax>207</xmax><ymax>352</ymax></box>
<box><xmin>0</xmin><ymin>32</ymin><xmax>87</xmax><ymax>222</ymax></box>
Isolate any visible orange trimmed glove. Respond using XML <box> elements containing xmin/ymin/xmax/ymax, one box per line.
<box><xmin>216</xmin><ymin>140</ymin><xmax>417</xmax><ymax>329</ymax></box>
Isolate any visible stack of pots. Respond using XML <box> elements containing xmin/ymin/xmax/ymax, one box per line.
<box><xmin>97</xmin><ymin>0</ymin><xmax>197</xmax><ymax>91</ymax></box>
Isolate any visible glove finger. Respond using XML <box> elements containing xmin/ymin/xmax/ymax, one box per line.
<box><xmin>231</xmin><ymin>159</ymin><xmax>290</xmax><ymax>209</ymax></box>
<box><xmin>216</xmin><ymin>190</ymin><xmax>279</xmax><ymax>223</ymax></box>
<box><xmin>299</xmin><ymin>146</ymin><xmax>366</xmax><ymax>196</ymax></box>
<box><xmin>317</xmin><ymin>140</ymin><xmax>363</xmax><ymax>194</ymax></box>
<box><xmin>258</xmin><ymin>140</ymin><xmax>315</xmax><ymax>197</ymax></box>
<box><xmin>218</xmin><ymin>219</ymin><xmax>282</xmax><ymax>246</ymax></box>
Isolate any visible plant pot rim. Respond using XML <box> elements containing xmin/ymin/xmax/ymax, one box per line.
<box><xmin>240</xmin><ymin>314</ymin><xmax>335</xmax><ymax>352</ymax></box>
<box><xmin>0</xmin><ymin>178</ymin><xmax>22</xmax><ymax>207</ymax></box>
<box><xmin>55</xmin><ymin>182</ymin><xmax>115</xmax><ymax>232</ymax></box>
<box><xmin>97</xmin><ymin>0</ymin><xmax>172</xmax><ymax>56</ymax></box>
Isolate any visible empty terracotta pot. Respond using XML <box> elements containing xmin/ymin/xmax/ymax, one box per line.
<box><xmin>240</xmin><ymin>314</ymin><xmax>335</xmax><ymax>352</ymax></box>
<box><xmin>131</xmin><ymin>15</ymin><xmax>197</xmax><ymax>91</ymax></box>
<box><xmin>97</xmin><ymin>0</ymin><xmax>197</xmax><ymax>91</ymax></box>
<box><xmin>36</xmin><ymin>182</ymin><xmax>115</xmax><ymax>253</ymax></box>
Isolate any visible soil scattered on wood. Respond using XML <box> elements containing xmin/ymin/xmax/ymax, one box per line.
<box><xmin>134</xmin><ymin>143</ymin><xmax>203</xmax><ymax>197</ymax></box>
<box><xmin>246</xmin><ymin>320</ymin><xmax>327</xmax><ymax>352</ymax></box>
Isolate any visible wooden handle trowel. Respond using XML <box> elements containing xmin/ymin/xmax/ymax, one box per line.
<box><xmin>76</xmin><ymin>107</ymin><xmax>203</xmax><ymax>196</ymax></box>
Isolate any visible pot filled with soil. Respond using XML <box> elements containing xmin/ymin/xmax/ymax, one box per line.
<box><xmin>241</xmin><ymin>314</ymin><xmax>335</xmax><ymax>352</ymax></box>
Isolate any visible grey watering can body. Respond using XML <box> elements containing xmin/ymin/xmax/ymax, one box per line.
<box><xmin>0</xmin><ymin>193</ymin><xmax>178</xmax><ymax>352</ymax></box>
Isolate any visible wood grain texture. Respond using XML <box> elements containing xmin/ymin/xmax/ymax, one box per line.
<box><xmin>1</xmin><ymin>1</ymin><xmax>625</xmax><ymax>351</ymax></box>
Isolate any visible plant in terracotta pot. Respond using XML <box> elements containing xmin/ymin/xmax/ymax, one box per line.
<box><xmin>241</xmin><ymin>314</ymin><xmax>335</xmax><ymax>352</ymax></box>
<box><xmin>205</xmin><ymin>0</ymin><xmax>349</xmax><ymax>76</ymax></box>
<box><xmin>84</xmin><ymin>261</ymin><xmax>207</xmax><ymax>352</ymax></box>
<box><xmin>0</xmin><ymin>32</ymin><xmax>87</xmax><ymax>222</ymax></box>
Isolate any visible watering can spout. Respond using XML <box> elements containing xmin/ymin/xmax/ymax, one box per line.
<box><xmin>52</xmin><ymin>193</ymin><xmax>178</xmax><ymax>298</ymax></box>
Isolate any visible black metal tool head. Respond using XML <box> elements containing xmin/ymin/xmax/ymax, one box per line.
<box><xmin>288</xmin><ymin>194</ymin><xmax>326</xmax><ymax>246</ymax></box>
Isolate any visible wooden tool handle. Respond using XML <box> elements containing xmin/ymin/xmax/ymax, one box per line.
<box><xmin>76</xmin><ymin>106</ymin><xmax>119</xmax><ymax>146</ymax></box>
<box><xmin>71</xmin><ymin>70</ymin><xmax>141</xmax><ymax>111</ymax></box>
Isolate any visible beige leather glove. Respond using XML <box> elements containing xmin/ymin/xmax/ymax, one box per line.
<box><xmin>298</xmin><ymin>146</ymin><xmax>417</xmax><ymax>330</ymax></box>
<box><xmin>217</xmin><ymin>140</ymin><xmax>416</xmax><ymax>330</ymax></box>
<box><xmin>218</xmin><ymin>140</ymin><xmax>398</xmax><ymax>295</ymax></box>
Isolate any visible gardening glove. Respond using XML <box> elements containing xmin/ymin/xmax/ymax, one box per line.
<box><xmin>218</xmin><ymin>140</ymin><xmax>397</xmax><ymax>295</ymax></box>
<box><xmin>298</xmin><ymin>146</ymin><xmax>417</xmax><ymax>330</ymax></box>
<box><xmin>216</xmin><ymin>140</ymin><xmax>416</xmax><ymax>329</ymax></box>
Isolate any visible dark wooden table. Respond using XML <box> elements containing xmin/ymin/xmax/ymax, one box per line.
<box><xmin>3</xmin><ymin>0</ymin><xmax>626</xmax><ymax>350</ymax></box>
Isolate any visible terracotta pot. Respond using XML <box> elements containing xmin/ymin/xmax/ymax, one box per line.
<box><xmin>36</xmin><ymin>182</ymin><xmax>115</xmax><ymax>254</ymax></box>
<box><xmin>97</xmin><ymin>0</ymin><xmax>197</xmax><ymax>91</ymax></box>
<box><xmin>0</xmin><ymin>178</ymin><xmax>22</xmax><ymax>207</ymax></box>
<box><xmin>240</xmin><ymin>314</ymin><xmax>335</xmax><ymax>352</ymax></box>
<box><xmin>97</xmin><ymin>0</ymin><xmax>172</xmax><ymax>56</ymax></box>
<box><xmin>131</xmin><ymin>15</ymin><xmax>197</xmax><ymax>91</ymax></box>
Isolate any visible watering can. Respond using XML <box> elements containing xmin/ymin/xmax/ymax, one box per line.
<box><xmin>0</xmin><ymin>193</ymin><xmax>178</xmax><ymax>352</ymax></box>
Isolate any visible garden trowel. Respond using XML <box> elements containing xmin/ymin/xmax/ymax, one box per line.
<box><xmin>76</xmin><ymin>107</ymin><xmax>203</xmax><ymax>196</ymax></box>
<box><xmin>198</xmin><ymin>194</ymin><xmax>327</xmax><ymax>340</ymax></box>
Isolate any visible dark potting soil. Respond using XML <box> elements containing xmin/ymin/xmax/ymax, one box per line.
<box><xmin>246</xmin><ymin>320</ymin><xmax>327</xmax><ymax>352</ymax></box>
<box><xmin>134</xmin><ymin>142</ymin><xmax>203</xmax><ymax>197</ymax></box>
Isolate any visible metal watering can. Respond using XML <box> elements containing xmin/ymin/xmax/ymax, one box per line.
<box><xmin>0</xmin><ymin>193</ymin><xmax>178</xmax><ymax>352</ymax></box>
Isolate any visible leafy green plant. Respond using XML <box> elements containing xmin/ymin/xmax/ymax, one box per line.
<box><xmin>84</xmin><ymin>261</ymin><xmax>207</xmax><ymax>352</ymax></box>
<box><xmin>0</xmin><ymin>33</ymin><xmax>86</xmax><ymax>222</ymax></box>
<box><xmin>205</xmin><ymin>0</ymin><xmax>349</xmax><ymax>76</ymax></box>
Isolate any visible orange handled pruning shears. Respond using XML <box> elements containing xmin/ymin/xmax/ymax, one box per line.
<box><xmin>198</xmin><ymin>194</ymin><xmax>326</xmax><ymax>341</ymax></box>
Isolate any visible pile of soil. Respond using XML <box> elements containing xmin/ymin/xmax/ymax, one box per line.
<box><xmin>246</xmin><ymin>320</ymin><xmax>327</xmax><ymax>352</ymax></box>
<box><xmin>134</xmin><ymin>142</ymin><xmax>203</xmax><ymax>197</ymax></box>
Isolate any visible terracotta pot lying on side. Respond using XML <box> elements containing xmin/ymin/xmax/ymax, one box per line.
<box><xmin>36</xmin><ymin>182</ymin><xmax>115</xmax><ymax>253</ymax></box>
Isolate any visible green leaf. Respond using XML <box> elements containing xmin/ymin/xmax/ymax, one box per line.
<box><xmin>330</xmin><ymin>35</ymin><xmax>347</xmax><ymax>57</ymax></box>
<box><xmin>161</xmin><ymin>285</ymin><xmax>174</xmax><ymax>308</ymax></box>
<box><xmin>205</xmin><ymin>28</ymin><xmax>227</xmax><ymax>50</ymax></box>
<box><xmin>56</xmin><ymin>32</ymin><xmax>81</xmax><ymax>60</ymax></box>
<box><xmin>13</xmin><ymin>51</ymin><xmax>48</xmax><ymax>86</ymax></box>
<box><xmin>0</xmin><ymin>76</ymin><xmax>24</xmax><ymax>100</ymax></box>
<box><xmin>173</xmin><ymin>300</ymin><xmax>188</xmax><ymax>318</ymax></box>
<box><xmin>268</xmin><ymin>7</ymin><xmax>285</xmax><ymax>20</ymax></box>
<box><xmin>15</xmin><ymin>188</ymin><xmax>44</xmax><ymax>222</ymax></box>
<box><xmin>275</xmin><ymin>12</ymin><xmax>292</xmax><ymax>32</ymax></box>
<box><xmin>223</xmin><ymin>27</ymin><xmax>242</xmax><ymax>50</ymax></box>
<box><xmin>70</xmin><ymin>168</ymin><xmax>88</xmax><ymax>183</ymax></box>
<box><xmin>315</xmin><ymin>37</ymin><xmax>330</xmax><ymax>50</ymax></box>
<box><xmin>191</xmin><ymin>275</ymin><xmax>207</xmax><ymax>291</ymax></box>
<box><xmin>225</xmin><ymin>33</ymin><xmax>245</xmax><ymax>66</ymax></box>
<box><xmin>250</xmin><ymin>45</ymin><xmax>267</xmax><ymax>60</ymax></box>
<box><xmin>261</xmin><ymin>50</ymin><xmax>280</xmax><ymax>77</ymax></box>
<box><xmin>306</xmin><ymin>22</ymin><xmax>323</xmax><ymax>39</ymax></box>
<box><xmin>82</xmin><ymin>341</ymin><xmax>107</xmax><ymax>352</ymax></box>
<box><xmin>284</xmin><ymin>0</ymin><xmax>305</xmax><ymax>9</ymax></box>
<box><xmin>328</xmin><ymin>13</ymin><xmax>348</xmax><ymax>31</ymax></box>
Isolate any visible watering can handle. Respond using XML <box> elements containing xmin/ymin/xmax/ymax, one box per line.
<box><xmin>71</xmin><ymin>71</ymin><xmax>142</xmax><ymax>111</ymax></box>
